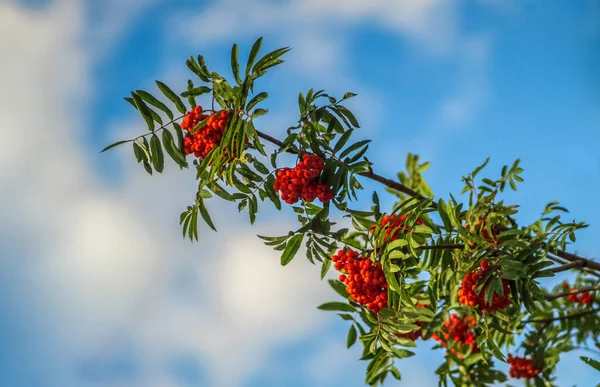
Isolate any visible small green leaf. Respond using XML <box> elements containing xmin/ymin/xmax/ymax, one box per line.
<box><xmin>320</xmin><ymin>258</ymin><xmax>331</xmax><ymax>280</ymax></box>
<box><xmin>136</xmin><ymin>90</ymin><xmax>174</xmax><ymax>119</ymax></box>
<box><xmin>252</xmin><ymin>108</ymin><xmax>268</xmax><ymax>118</ymax></box>
<box><xmin>246</xmin><ymin>37</ymin><xmax>263</xmax><ymax>77</ymax></box>
<box><xmin>581</xmin><ymin>356</ymin><xmax>600</xmax><ymax>371</ymax></box>
<box><xmin>156</xmin><ymin>81</ymin><xmax>187</xmax><ymax>114</ymax></box>
<box><xmin>347</xmin><ymin>325</ymin><xmax>358</xmax><ymax>348</ymax></box>
<box><xmin>231</xmin><ymin>43</ymin><xmax>242</xmax><ymax>85</ymax></box>
<box><xmin>246</xmin><ymin>92</ymin><xmax>268</xmax><ymax>111</ymax></box>
<box><xmin>100</xmin><ymin>140</ymin><xmax>129</xmax><ymax>153</ymax></box>
<box><xmin>197</xmin><ymin>198</ymin><xmax>216</xmax><ymax>231</ymax></box>
<box><xmin>339</xmin><ymin>139</ymin><xmax>371</xmax><ymax>159</ymax></box>
<box><xmin>131</xmin><ymin>92</ymin><xmax>155</xmax><ymax>131</ymax></box>
<box><xmin>281</xmin><ymin>234</ymin><xmax>304</xmax><ymax>266</ymax></box>
<box><xmin>328</xmin><ymin>279</ymin><xmax>350</xmax><ymax>299</ymax></box>
<box><xmin>149</xmin><ymin>134</ymin><xmax>164</xmax><ymax>173</ymax></box>
<box><xmin>317</xmin><ymin>302</ymin><xmax>356</xmax><ymax>313</ymax></box>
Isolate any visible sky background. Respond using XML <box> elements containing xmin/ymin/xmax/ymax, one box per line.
<box><xmin>1</xmin><ymin>0</ymin><xmax>599</xmax><ymax>386</ymax></box>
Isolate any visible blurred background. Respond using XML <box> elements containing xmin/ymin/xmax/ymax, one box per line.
<box><xmin>1</xmin><ymin>0</ymin><xmax>599</xmax><ymax>386</ymax></box>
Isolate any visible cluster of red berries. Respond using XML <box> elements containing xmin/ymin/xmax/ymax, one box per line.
<box><xmin>562</xmin><ymin>283</ymin><xmax>594</xmax><ymax>305</ymax></box>
<box><xmin>371</xmin><ymin>213</ymin><xmax>424</xmax><ymax>244</ymax></box>
<box><xmin>396</xmin><ymin>303</ymin><xmax>428</xmax><ymax>341</ymax></box>
<box><xmin>458</xmin><ymin>260</ymin><xmax>510</xmax><ymax>312</ymax></box>
<box><xmin>273</xmin><ymin>154</ymin><xmax>334</xmax><ymax>204</ymax></box>
<box><xmin>181</xmin><ymin>106</ymin><xmax>232</xmax><ymax>159</ymax></box>
<box><xmin>432</xmin><ymin>313</ymin><xmax>479</xmax><ymax>356</ymax></box>
<box><xmin>507</xmin><ymin>355</ymin><xmax>540</xmax><ymax>379</ymax></box>
<box><xmin>332</xmin><ymin>249</ymin><xmax>388</xmax><ymax>313</ymax></box>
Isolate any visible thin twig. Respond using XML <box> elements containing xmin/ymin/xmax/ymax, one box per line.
<box><xmin>523</xmin><ymin>307</ymin><xmax>600</xmax><ymax>324</ymax></box>
<box><xmin>545</xmin><ymin>285</ymin><xmax>600</xmax><ymax>301</ymax></box>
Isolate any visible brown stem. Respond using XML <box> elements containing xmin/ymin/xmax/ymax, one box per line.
<box><xmin>523</xmin><ymin>307</ymin><xmax>600</xmax><ymax>324</ymax></box>
<box><xmin>418</xmin><ymin>244</ymin><xmax>464</xmax><ymax>250</ymax></box>
<box><xmin>548</xmin><ymin>260</ymin><xmax>587</xmax><ymax>273</ymax></box>
<box><xmin>253</xmin><ymin>129</ymin><xmax>599</xmax><ymax>276</ymax></box>
<box><xmin>545</xmin><ymin>285</ymin><xmax>600</xmax><ymax>301</ymax></box>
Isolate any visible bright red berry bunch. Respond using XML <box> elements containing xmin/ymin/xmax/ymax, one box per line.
<box><xmin>396</xmin><ymin>303</ymin><xmax>428</xmax><ymax>341</ymax></box>
<box><xmin>332</xmin><ymin>249</ymin><xmax>388</xmax><ymax>313</ymax></box>
<box><xmin>562</xmin><ymin>283</ymin><xmax>594</xmax><ymax>305</ymax></box>
<box><xmin>182</xmin><ymin>106</ymin><xmax>239</xmax><ymax>159</ymax></box>
<box><xmin>273</xmin><ymin>154</ymin><xmax>334</xmax><ymax>204</ymax></box>
<box><xmin>507</xmin><ymin>355</ymin><xmax>541</xmax><ymax>379</ymax></box>
<box><xmin>458</xmin><ymin>260</ymin><xmax>511</xmax><ymax>312</ymax></box>
<box><xmin>370</xmin><ymin>213</ymin><xmax>424</xmax><ymax>244</ymax></box>
<box><xmin>432</xmin><ymin>313</ymin><xmax>479</xmax><ymax>356</ymax></box>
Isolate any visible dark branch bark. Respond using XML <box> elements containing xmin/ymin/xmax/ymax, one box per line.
<box><xmin>545</xmin><ymin>285</ymin><xmax>600</xmax><ymax>301</ymax></box>
<box><xmin>254</xmin><ymin>129</ymin><xmax>600</xmax><ymax>277</ymax></box>
<box><xmin>523</xmin><ymin>307</ymin><xmax>600</xmax><ymax>324</ymax></box>
<box><xmin>548</xmin><ymin>260</ymin><xmax>587</xmax><ymax>273</ymax></box>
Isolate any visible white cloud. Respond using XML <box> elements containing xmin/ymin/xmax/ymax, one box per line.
<box><xmin>0</xmin><ymin>1</ymin><xmax>337</xmax><ymax>386</ymax></box>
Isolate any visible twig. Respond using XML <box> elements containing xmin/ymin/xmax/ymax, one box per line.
<box><xmin>545</xmin><ymin>285</ymin><xmax>600</xmax><ymax>301</ymax></box>
<box><xmin>523</xmin><ymin>307</ymin><xmax>600</xmax><ymax>324</ymax></box>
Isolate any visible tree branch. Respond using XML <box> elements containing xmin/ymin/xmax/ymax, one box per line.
<box><xmin>253</xmin><ymin>129</ymin><xmax>600</xmax><ymax>277</ymax></box>
<box><xmin>545</xmin><ymin>285</ymin><xmax>600</xmax><ymax>301</ymax></box>
<box><xmin>523</xmin><ymin>307</ymin><xmax>600</xmax><ymax>324</ymax></box>
<box><xmin>548</xmin><ymin>260</ymin><xmax>587</xmax><ymax>273</ymax></box>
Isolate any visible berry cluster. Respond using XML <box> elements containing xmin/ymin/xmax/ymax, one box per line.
<box><xmin>458</xmin><ymin>260</ymin><xmax>510</xmax><ymax>312</ymax></box>
<box><xmin>181</xmin><ymin>106</ymin><xmax>231</xmax><ymax>159</ymax></box>
<box><xmin>396</xmin><ymin>303</ymin><xmax>428</xmax><ymax>341</ymax></box>
<box><xmin>562</xmin><ymin>283</ymin><xmax>594</xmax><ymax>305</ymax></box>
<box><xmin>432</xmin><ymin>313</ymin><xmax>479</xmax><ymax>356</ymax></box>
<box><xmin>332</xmin><ymin>249</ymin><xmax>388</xmax><ymax>313</ymax></box>
<box><xmin>273</xmin><ymin>154</ymin><xmax>334</xmax><ymax>204</ymax></box>
<box><xmin>507</xmin><ymin>355</ymin><xmax>540</xmax><ymax>379</ymax></box>
<box><xmin>371</xmin><ymin>213</ymin><xmax>424</xmax><ymax>243</ymax></box>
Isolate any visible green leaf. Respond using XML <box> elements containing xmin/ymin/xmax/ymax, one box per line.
<box><xmin>180</xmin><ymin>86</ymin><xmax>211</xmax><ymax>98</ymax></box>
<box><xmin>197</xmin><ymin>198</ymin><xmax>216</xmax><ymax>231</ymax></box>
<box><xmin>156</xmin><ymin>81</ymin><xmax>187</xmax><ymax>114</ymax></box>
<box><xmin>281</xmin><ymin>234</ymin><xmax>304</xmax><ymax>266</ymax></box>
<box><xmin>581</xmin><ymin>356</ymin><xmax>600</xmax><ymax>371</ymax></box>
<box><xmin>246</xmin><ymin>92</ymin><xmax>268</xmax><ymax>112</ymax></box>
<box><xmin>339</xmin><ymin>139</ymin><xmax>371</xmax><ymax>159</ymax></box>
<box><xmin>336</xmin><ymin>105</ymin><xmax>360</xmax><ymax>128</ymax></box>
<box><xmin>162</xmin><ymin>129</ymin><xmax>188</xmax><ymax>168</ymax></box>
<box><xmin>142</xmin><ymin>160</ymin><xmax>153</xmax><ymax>175</ymax></box>
<box><xmin>149</xmin><ymin>134</ymin><xmax>164</xmax><ymax>173</ymax></box>
<box><xmin>136</xmin><ymin>90</ymin><xmax>174</xmax><ymax>119</ymax></box>
<box><xmin>333</xmin><ymin>129</ymin><xmax>353</xmax><ymax>154</ymax></box>
<box><xmin>246</xmin><ymin>37</ymin><xmax>263</xmax><ymax>77</ymax></box>
<box><xmin>347</xmin><ymin>325</ymin><xmax>358</xmax><ymax>348</ymax></box>
<box><xmin>231</xmin><ymin>43</ymin><xmax>242</xmax><ymax>85</ymax></box>
<box><xmin>131</xmin><ymin>92</ymin><xmax>155</xmax><ymax>131</ymax></box>
<box><xmin>320</xmin><ymin>258</ymin><xmax>331</xmax><ymax>280</ymax></box>
<box><xmin>252</xmin><ymin>108</ymin><xmax>268</xmax><ymax>118</ymax></box>
<box><xmin>328</xmin><ymin>279</ymin><xmax>350</xmax><ymax>299</ymax></box>
<box><xmin>317</xmin><ymin>302</ymin><xmax>356</xmax><ymax>313</ymax></box>
<box><xmin>100</xmin><ymin>140</ymin><xmax>129</xmax><ymax>153</ymax></box>
<box><xmin>133</xmin><ymin>142</ymin><xmax>144</xmax><ymax>162</ymax></box>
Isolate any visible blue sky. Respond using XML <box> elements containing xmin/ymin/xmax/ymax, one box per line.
<box><xmin>1</xmin><ymin>0</ymin><xmax>599</xmax><ymax>386</ymax></box>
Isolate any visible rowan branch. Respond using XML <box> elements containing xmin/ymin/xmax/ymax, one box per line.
<box><xmin>253</xmin><ymin>129</ymin><xmax>600</xmax><ymax>278</ymax></box>
<box><xmin>523</xmin><ymin>307</ymin><xmax>600</xmax><ymax>324</ymax></box>
<box><xmin>545</xmin><ymin>285</ymin><xmax>600</xmax><ymax>301</ymax></box>
<box><xmin>548</xmin><ymin>260</ymin><xmax>587</xmax><ymax>273</ymax></box>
